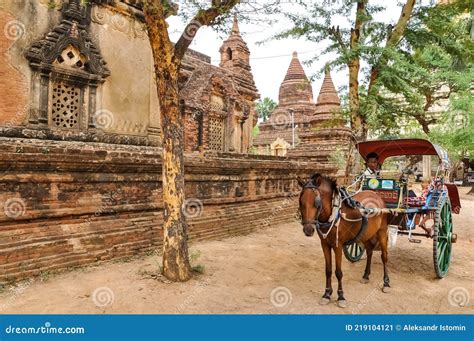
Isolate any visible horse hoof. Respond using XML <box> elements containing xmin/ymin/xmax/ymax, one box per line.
<box><xmin>319</xmin><ymin>297</ymin><xmax>331</xmax><ymax>305</ymax></box>
<box><xmin>382</xmin><ymin>286</ymin><xmax>391</xmax><ymax>293</ymax></box>
<box><xmin>337</xmin><ymin>300</ymin><xmax>347</xmax><ymax>308</ymax></box>
<box><xmin>360</xmin><ymin>278</ymin><xmax>370</xmax><ymax>284</ymax></box>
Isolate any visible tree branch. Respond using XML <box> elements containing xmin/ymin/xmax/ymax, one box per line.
<box><xmin>386</xmin><ymin>0</ymin><xmax>417</xmax><ymax>47</ymax></box>
<box><xmin>174</xmin><ymin>0</ymin><xmax>240</xmax><ymax>61</ymax></box>
<box><xmin>367</xmin><ymin>0</ymin><xmax>416</xmax><ymax>101</ymax></box>
<box><xmin>329</xmin><ymin>25</ymin><xmax>345</xmax><ymax>49</ymax></box>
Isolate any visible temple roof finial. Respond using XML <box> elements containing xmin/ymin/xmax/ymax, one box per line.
<box><xmin>232</xmin><ymin>14</ymin><xmax>240</xmax><ymax>35</ymax></box>
<box><xmin>283</xmin><ymin>51</ymin><xmax>308</xmax><ymax>82</ymax></box>
<box><xmin>324</xmin><ymin>62</ymin><xmax>331</xmax><ymax>74</ymax></box>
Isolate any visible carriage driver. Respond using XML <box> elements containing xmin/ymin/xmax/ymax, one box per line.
<box><xmin>363</xmin><ymin>152</ymin><xmax>381</xmax><ymax>178</ymax></box>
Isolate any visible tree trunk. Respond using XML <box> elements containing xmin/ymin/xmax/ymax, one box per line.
<box><xmin>365</xmin><ymin>0</ymin><xmax>416</xmax><ymax>131</ymax></box>
<box><xmin>144</xmin><ymin>2</ymin><xmax>192</xmax><ymax>281</ymax></box>
<box><xmin>345</xmin><ymin>1</ymin><xmax>367</xmax><ymax>177</ymax></box>
<box><xmin>159</xmin><ymin>64</ymin><xmax>192</xmax><ymax>281</ymax></box>
<box><xmin>348</xmin><ymin>1</ymin><xmax>366</xmax><ymax>142</ymax></box>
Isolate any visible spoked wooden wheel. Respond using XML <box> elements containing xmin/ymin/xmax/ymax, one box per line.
<box><xmin>433</xmin><ymin>196</ymin><xmax>454</xmax><ymax>278</ymax></box>
<box><xmin>343</xmin><ymin>243</ymin><xmax>365</xmax><ymax>262</ymax></box>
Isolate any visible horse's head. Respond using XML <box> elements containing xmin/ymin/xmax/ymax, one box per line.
<box><xmin>297</xmin><ymin>175</ymin><xmax>322</xmax><ymax>237</ymax></box>
<box><xmin>297</xmin><ymin>174</ymin><xmax>337</xmax><ymax>237</ymax></box>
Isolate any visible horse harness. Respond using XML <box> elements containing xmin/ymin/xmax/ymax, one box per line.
<box><xmin>300</xmin><ymin>181</ymin><xmax>368</xmax><ymax>247</ymax></box>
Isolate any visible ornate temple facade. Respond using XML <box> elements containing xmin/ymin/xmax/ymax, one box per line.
<box><xmin>0</xmin><ymin>0</ymin><xmax>258</xmax><ymax>153</ymax></box>
<box><xmin>253</xmin><ymin>52</ymin><xmax>353</xmax><ymax>168</ymax></box>
<box><xmin>180</xmin><ymin>16</ymin><xmax>259</xmax><ymax>154</ymax></box>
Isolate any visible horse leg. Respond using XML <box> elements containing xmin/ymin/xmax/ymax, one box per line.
<box><xmin>378</xmin><ymin>228</ymin><xmax>391</xmax><ymax>293</ymax></box>
<box><xmin>319</xmin><ymin>240</ymin><xmax>332</xmax><ymax>305</ymax></box>
<box><xmin>334</xmin><ymin>245</ymin><xmax>346</xmax><ymax>308</ymax></box>
<box><xmin>360</xmin><ymin>242</ymin><xmax>374</xmax><ymax>284</ymax></box>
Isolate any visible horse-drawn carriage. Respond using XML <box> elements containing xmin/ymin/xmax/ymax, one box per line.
<box><xmin>343</xmin><ymin>138</ymin><xmax>461</xmax><ymax>278</ymax></box>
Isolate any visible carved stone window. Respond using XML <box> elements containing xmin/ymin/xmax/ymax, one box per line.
<box><xmin>54</xmin><ymin>45</ymin><xmax>86</xmax><ymax>69</ymax></box>
<box><xmin>50</xmin><ymin>82</ymin><xmax>81</xmax><ymax>129</ymax></box>
<box><xmin>208</xmin><ymin>116</ymin><xmax>225</xmax><ymax>151</ymax></box>
<box><xmin>25</xmin><ymin>0</ymin><xmax>109</xmax><ymax>132</ymax></box>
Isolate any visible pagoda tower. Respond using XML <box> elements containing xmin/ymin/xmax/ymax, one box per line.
<box><xmin>286</xmin><ymin>64</ymin><xmax>354</xmax><ymax>171</ymax></box>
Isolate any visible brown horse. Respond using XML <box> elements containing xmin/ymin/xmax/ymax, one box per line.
<box><xmin>297</xmin><ymin>174</ymin><xmax>390</xmax><ymax>308</ymax></box>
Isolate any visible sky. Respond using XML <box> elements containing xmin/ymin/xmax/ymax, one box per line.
<box><xmin>167</xmin><ymin>1</ymin><xmax>403</xmax><ymax>103</ymax></box>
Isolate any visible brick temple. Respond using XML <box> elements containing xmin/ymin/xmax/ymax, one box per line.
<box><xmin>0</xmin><ymin>0</ymin><xmax>351</xmax><ymax>283</ymax></box>
<box><xmin>253</xmin><ymin>52</ymin><xmax>353</xmax><ymax>169</ymax></box>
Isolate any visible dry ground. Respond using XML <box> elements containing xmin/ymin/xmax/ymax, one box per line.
<box><xmin>1</xmin><ymin>188</ymin><xmax>473</xmax><ymax>314</ymax></box>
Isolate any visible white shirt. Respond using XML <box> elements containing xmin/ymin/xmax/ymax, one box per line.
<box><xmin>363</xmin><ymin>168</ymin><xmax>379</xmax><ymax>178</ymax></box>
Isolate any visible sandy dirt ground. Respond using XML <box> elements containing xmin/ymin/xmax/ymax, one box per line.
<box><xmin>1</xmin><ymin>188</ymin><xmax>473</xmax><ymax>314</ymax></box>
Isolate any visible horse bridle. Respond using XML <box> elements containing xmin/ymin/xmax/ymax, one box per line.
<box><xmin>300</xmin><ymin>181</ymin><xmax>332</xmax><ymax>229</ymax></box>
<box><xmin>300</xmin><ymin>179</ymin><xmax>370</xmax><ymax>246</ymax></box>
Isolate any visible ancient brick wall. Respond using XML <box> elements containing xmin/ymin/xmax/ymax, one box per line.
<box><xmin>0</xmin><ymin>10</ymin><xmax>29</xmax><ymax>126</ymax></box>
<box><xmin>0</xmin><ymin>138</ymin><xmax>337</xmax><ymax>283</ymax></box>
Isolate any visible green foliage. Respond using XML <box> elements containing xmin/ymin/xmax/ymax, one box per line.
<box><xmin>252</xmin><ymin>124</ymin><xmax>260</xmax><ymax>138</ymax></box>
<box><xmin>429</xmin><ymin>92</ymin><xmax>474</xmax><ymax>162</ymax></box>
<box><xmin>255</xmin><ymin>97</ymin><xmax>277</xmax><ymax>122</ymax></box>
<box><xmin>369</xmin><ymin>3</ymin><xmax>474</xmax><ymax>136</ymax></box>
<box><xmin>274</xmin><ymin>0</ymin><xmax>472</xmax><ymax>159</ymax></box>
<box><xmin>189</xmin><ymin>249</ymin><xmax>205</xmax><ymax>273</ymax></box>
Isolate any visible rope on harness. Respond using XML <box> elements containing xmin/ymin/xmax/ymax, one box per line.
<box><xmin>340</xmin><ymin>213</ymin><xmax>362</xmax><ymax>222</ymax></box>
<box><xmin>317</xmin><ymin>191</ymin><xmax>341</xmax><ymax>241</ymax></box>
<box><xmin>344</xmin><ymin>214</ymin><xmax>368</xmax><ymax>246</ymax></box>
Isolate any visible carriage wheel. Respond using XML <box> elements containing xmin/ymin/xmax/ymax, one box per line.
<box><xmin>343</xmin><ymin>243</ymin><xmax>365</xmax><ymax>263</ymax></box>
<box><xmin>433</xmin><ymin>196</ymin><xmax>453</xmax><ymax>278</ymax></box>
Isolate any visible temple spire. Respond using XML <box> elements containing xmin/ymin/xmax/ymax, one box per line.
<box><xmin>278</xmin><ymin>51</ymin><xmax>313</xmax><ymax>105</ymax></box>
<box><xmin>231</xmin><ymin>14</ymin><xmax>240</xmax><ymax>35</ymax></box>
<box><xmin>283</xmin><ymin>51</ymin><xmax>308</xmax><ymax>81</ymax></box>
<box><xmin>316</xmin><ymin>63</ymin><xmax>340</xmax><ymax>106</ymax></box>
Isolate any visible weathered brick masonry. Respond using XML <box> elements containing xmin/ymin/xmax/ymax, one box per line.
<box><xmin>0</xmin><ymin>138</ymin><xmax>337</xmax><ymax>283</ymax></box>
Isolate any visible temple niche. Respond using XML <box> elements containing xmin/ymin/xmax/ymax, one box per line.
<box><xmin>253</xmin><ymin>52</ymin><xmax>354</xmax><ymax>171</ymax></box>
<box><xmin>179</xmin><ymin>16</ymin><xmax>259</xmax><ymax>154</ymax></box>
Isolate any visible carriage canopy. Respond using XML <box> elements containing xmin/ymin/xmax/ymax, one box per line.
<box><xmin>357</xmin><ymin>138</ymin><xmax>450</xmax><ymax>167</ymax></box>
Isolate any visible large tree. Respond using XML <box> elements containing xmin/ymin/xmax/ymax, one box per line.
<box><xmin>368</xmin><ymin>2</ymin><xmax>474</xmax><ymax>136</ymax></box>
<box><xmin>276</xmin><ymin>0</ymin><xmax>472</xmax><ymax>141</ymax></box>
<box><xmin>275</xmin><ymin>0</ymin><xmax>418</xmax><ymax>141</ymax></box>
<box><xmin>143</xmin><ymin>0</ymin><xmax>239</xmax><ymax>281</ymax></box>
